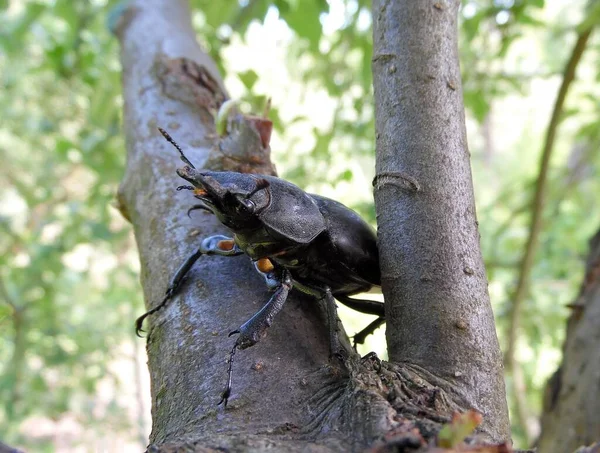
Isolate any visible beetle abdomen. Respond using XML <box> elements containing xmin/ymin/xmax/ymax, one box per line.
<box><xmin>311</xmin><ymin>195</ymin><xmax>380</xmax><ymax>288</ymax></box>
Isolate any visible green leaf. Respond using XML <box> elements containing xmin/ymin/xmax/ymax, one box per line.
<box><xmin>239</xmin><ymin>69</ymin><xmax>259</xmax><ymax>90</ymax></box>
<box><xmin>438</xmin><ymin>410</ymin><xmax>483</xmax><ymax>448</ymax></box>
<box><xmin>274</xmin><ymin>0</ymin><xmax>290</xmax><ymax>15</ymax></box>
<box><xmin>340</xmin><ymin>169</ymin><xmax>353</xmax><ymax>181</ymax></box>
<box><xmin>463</xmin><ymin>88</ymin><xmax>490</xmax><ymax>123</ymax></box>
<box><xmin>0</xmin><ymin>305</ymin><xmax>11</xmax><ymax>323</ymax></box>
<box><xmin>235</xmin><ymin>0</ymin><xmax>270</xmax><ymax>32</ymax></box>
<box><xmin>54</xmin><ymin>0</ymin><xmax>79</xmax><ymax>40</ymax></box>
<box><xmin>578</xmin><ymin>0</ymin><xmax>600</xmax><ymax>32</ymax></box>
<box><xmin>280</xmin><ymin>0</ymin><xmax>326</xmax><ymax>51</ymax></box>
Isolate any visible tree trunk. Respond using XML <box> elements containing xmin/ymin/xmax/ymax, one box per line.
<box><xmin>114</xmin><ymin>0</ymin><xmax>511</xmax><ymax>451</ymax></box>
<box><xmin>371</xmin><ymin>0</ymin><xmax>510</xmax><ymax>443</ymax></box>
<box><xmin>113</xmin><ymin>1</ymin><xmax>344</xmax><ymax>450</ymax></box>
<box><xmin>537</xmin><ymin>228</ymin><xmax>600</xmax><ymax>453</ymax></box>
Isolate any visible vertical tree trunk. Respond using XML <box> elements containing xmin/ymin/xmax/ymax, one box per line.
<box><xmin>113</xmin><ymin>0</ymin><xmax>339</xmax><ymax>450</ymax></box>
<box><xmin>537</xmin><ymin>228</ymin><xmax>600</xmax><ymax>453</ymax></box>
<box><xmin>371</xmin><ymin>0</ymin><xmax>510</xmax><ymax>442</ymax></box>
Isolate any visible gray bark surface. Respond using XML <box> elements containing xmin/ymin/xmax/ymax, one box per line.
<box><xmin>538</xmin><ymin>229</ymin><xmax>600</xmax><ymax>453</ymax></box>
<box><xmin>371</xmin><ymin>0</ymin><xmax>510</xmax><ymax>443</ymax></box>
<box><xmin>114</xmin><ymin>0</ymin><xmax>336</xmax><ymax>448</ymax></box>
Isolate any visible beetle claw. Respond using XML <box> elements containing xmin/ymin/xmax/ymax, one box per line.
<box><xmin>187</xmin><ymin>204</ymin><xmax>213</xmax><ymax>218</ymax></box>
<box><xmin>228</xmin><ymin>329</ymin><xmax>240</xmax><ymax>337</ymax></box>
<box><xmin>218</xmin><ymin>388</ymin><xmax>231</xmax><ymax>407</ymax></box>
<box><xmin>135</xmin><ymin>314</ymin><xmax>149</xmax><ymax>337</ymax></box>
<box><xmin>218</xmin><ymin>343</ymin><xmax>237</xmax><ymax>408</ymax></box>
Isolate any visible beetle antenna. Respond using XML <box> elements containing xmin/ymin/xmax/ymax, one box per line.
<box><xmin>158</xmin><ymin>127</ymin><xmax>196</xmax><ymax>169</ymax></box>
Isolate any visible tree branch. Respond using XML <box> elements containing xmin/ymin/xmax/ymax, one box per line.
<box><xmin>371</xmin><ymin>0</ymin><xmax>510</xmax><ymax>442</ymax></box>
<box><xmin>538</xmin><ymin>228</ymin><xmax>600</xmax><ymax>452</ymax></box>
<box><xmin>504</xmin><ymin>24</ymin><xmax>594</xmax><ymax>445</ymax></box>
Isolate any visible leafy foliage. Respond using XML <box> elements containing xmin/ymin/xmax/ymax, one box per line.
<box><xmin>0</xmin><ymin>0</ymin><xmax>143</xmax><ymax>448</ymax></box>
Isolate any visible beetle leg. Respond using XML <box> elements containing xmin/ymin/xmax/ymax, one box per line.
<box><xmin>186</xmin><ymin>204</ymin><xmax>213</xmax><ymax>218</ymax></box>
<box><xmin>219</xmin><ymin>269</ymin><xmax>292</xmax><ymax>407</ymax></box>
<box><xmin>228</xmin><ymin>269</ymin><xmax>292</xmax><ymax>350</ymax></box>
<box><xmin>323</xmin><ymin>290</ymin><xmax>340</xmax><ymax>355</ymax></box>
<box><xmin>135</xmin><ymin>235</ymin><xmax>243</xmax><ymax>336</ymax></box>
<box><xmin>334</xmin><ymin>295</ymin><xmax>386</xmax><ymax>347</ymax></box>
<box><xmin>334</xmin><ymin>294</ymin><xmax>385</xmax><ymax>317</ymax></box>
<box><xmin>288</xmin><ymin>282</ymin><xmax>347</xmax><ymax>358</ymax></box>
<box><xmin>253</xmin><ymin>258</ymin><xmax>280</xmax><ymax>289</ymax></box>
<box><xmin>352</xmin><ymin>316</ymin><xmax>386</xmax><ymax>348</ymax></box>
<box><xmin>218</xmin><ymin>343</ymin><xmax>237</xmax><ymax>407</ymax></box>
<box><xmin>322</xmin><ymin>288</ymin><xmax>347</xmax><ymax>360</ymax></box>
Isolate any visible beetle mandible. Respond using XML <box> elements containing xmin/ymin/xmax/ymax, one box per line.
<box><xmin>136</xmin><ymin>128</ymin><xmax>385</xmax><ymax>406</ymax></box>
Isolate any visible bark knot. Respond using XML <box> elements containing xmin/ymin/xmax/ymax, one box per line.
<box><xmin>154</xmin><ymin>54</ymin><xmax>227</xmax><ymax>115</ymax></box>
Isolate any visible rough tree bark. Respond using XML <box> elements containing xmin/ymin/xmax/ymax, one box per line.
<box><xmin>371</xmin><ymin>0</ymin><xmax>510</xmax><ymax>443</ymax></box>
<box><xmin>113</xmin><ymin>0</ymin><xmax>511</xmax><ymax>451</ymax></box>
<box><xmin>113</xmin><ymin>1</ymin><xmax>344</xmax><ymax>451</ymax></box>
<box><xmin>537</xmin><ymin>228</ymin><xmax>600</xmax><ymax>453</ymax></box>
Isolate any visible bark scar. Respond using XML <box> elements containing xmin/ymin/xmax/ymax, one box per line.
<box><xmin>154</xmin><ymin>54</ymin><xmax>227</xmax><ymax>114</ymax></box>
<box><xmin>373</xmin><ymin>171</ymin><xmax>421</xmax><ymax>192</ymax></box>
<box><xmin>205</xmin><ymin>113</ymin><xmax>277</xmax><ymax>175</ymax></box>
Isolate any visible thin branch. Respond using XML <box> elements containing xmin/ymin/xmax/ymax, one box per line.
<box><xmin>549</xmin><ymin>141</ymin><xmax>599</xmax><ymax>219</ymax></box>
<box><xmin>504</xmin><ymin>26</ymin><xmax>594</xmax><ymax>445</ymax></box>
<box><xmin>0</xmin><ymin>274</ymin><xmax>19</xmax><ymax>312</ymax></box>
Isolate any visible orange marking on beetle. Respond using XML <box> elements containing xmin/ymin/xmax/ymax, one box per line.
<box><xmin>194</xmin><ymin>188</ymin><xmax>207</xmax><ymax>196</ymax></box>
<box><xmin>256</xmin><ymin>258</ymin><xmax>274</xmax><ymax>273</ymax></box>
<box><xmin>217</xmin><ymin>240</ymin><xmax>235</xmax><ymax>251</ymax></box>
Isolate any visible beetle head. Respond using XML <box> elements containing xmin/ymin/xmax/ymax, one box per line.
<box><xmin>177</xmin><ymin>166</ymin><xmax>271</xmax><ymax>231</ymax></box>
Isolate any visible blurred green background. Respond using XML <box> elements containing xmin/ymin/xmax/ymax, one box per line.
<box><xmin>1</xmin><ymin>0</ymin><xmax>599</xmax><ymax>451</ymax></box>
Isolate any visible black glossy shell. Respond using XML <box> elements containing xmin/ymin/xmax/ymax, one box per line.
<box><xmin>258</xmin><ymin>175</ymin><xmax>327</xmax><ymax>244</ymax></box>
<box><xmin>195</xmin><ymin>171</ymin><xmax>327</xmax><ymax>244</ymax></box>
<box><xmin>311</xmin><ymin>194</ymin><xmax>380</xmax><ymax>287</ymax></box>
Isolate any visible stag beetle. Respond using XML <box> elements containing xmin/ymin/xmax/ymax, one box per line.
<box><xmin>136</xmin><ymin>128</ymin><xmax>384</xmax><ymax>406</ymax></box>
